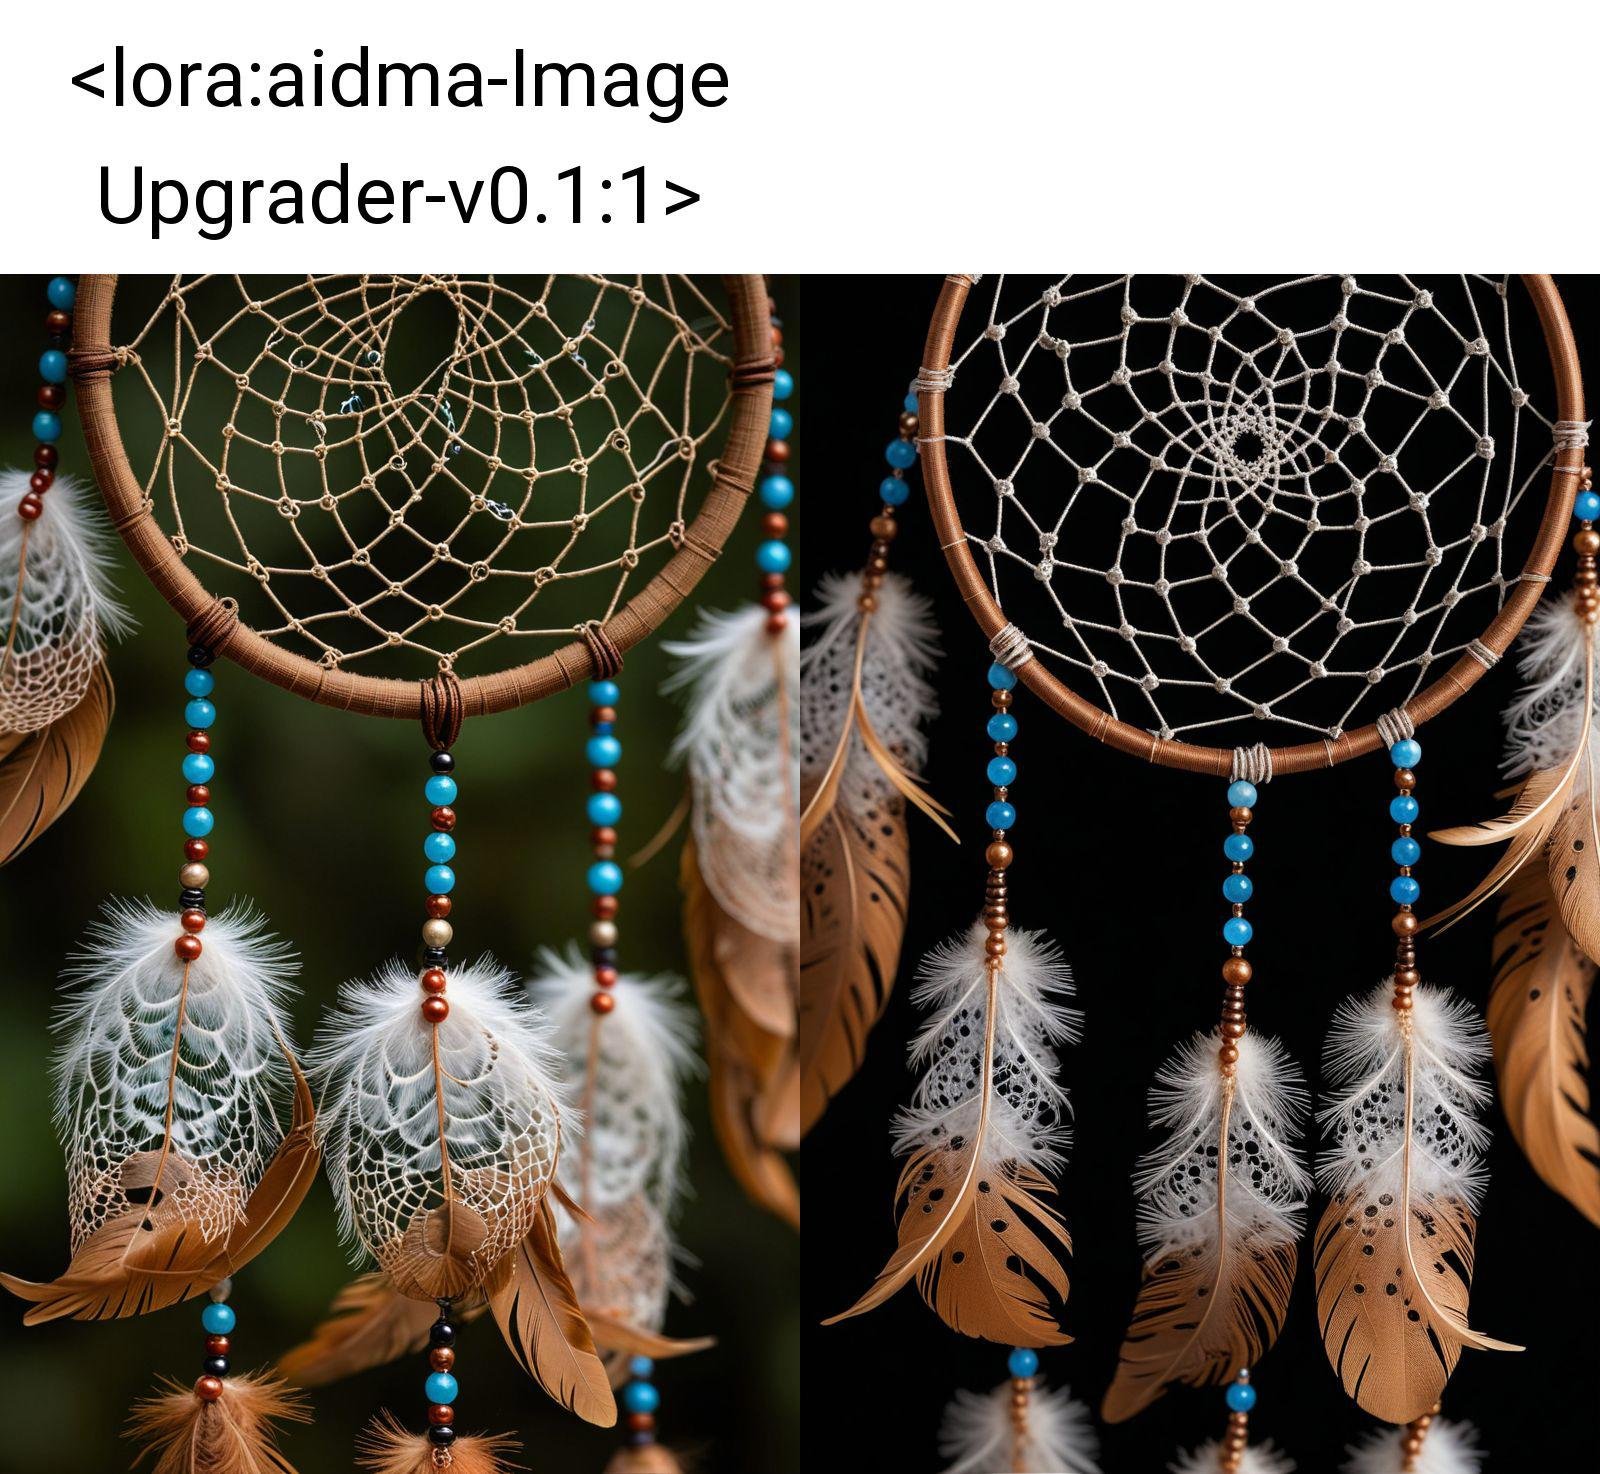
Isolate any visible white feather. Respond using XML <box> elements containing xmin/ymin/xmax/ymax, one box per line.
<box><xmin>1504</xmin><ymin>593</ymin><xmax>1598</xmax><ymax>780</ymax></box>
<box><xmin>1134</xmin><ymin>1030</ymin><xmax>1310</xmax><ymax>1266</ymax></box>
<box><xmin>800</xmin><ymin>569</ymin><xmax>940</xmax><ymax>811</ymax></box>
<box><xmin>895</xmin><ymin>921</ymin><xmax>1079</xmax><ymax>1175</ymax></box>
<box><xmin>1317</xmin><ymin>982</ymin><xmax>1492</xmax><ymax>1209</ymax></box>
<box><xmin>1342</xmin><ymin>1419</ymin><xmax>1483</xmax><ymax>1474</ymax></box>
<box><xmin>938</xmin><ymin>1378</ymin><xmax>1101</xmax><ymax>1474</ymax></box>
<box><xmin>1169</xmin><ymin>1439</ymin><xmax>1296</xmax><ymax>1474</ymax></box>
<box><xmin>309</xmin><ymin>956</ymin><xmax>565</xmax><ymax>1277</ymax></box>
<box><xmin>52</xmin><ymin>899</ymin><xmax>299</xmax><ymax>1250</ymax></box>
<box><xmin>663</xmin><ymin>603</ymin><xmax>799</xmax><ymax>944</ymax></box>
<box><xmin>0</xmin><ymin>468</ymin><xmax>130</xmax><ymax>732</ymax></box>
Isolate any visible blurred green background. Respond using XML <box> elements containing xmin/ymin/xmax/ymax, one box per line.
<box><xmin>0</xmin><ymin>274</ymin><xmax>799</xmax><ymax>1474</ymax></box>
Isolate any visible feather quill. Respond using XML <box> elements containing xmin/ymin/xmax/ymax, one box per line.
<box><xmin>1341</xmin><ymin>1418</ymin><xmax>1483</xmax><ymax>1474</ymax></box>
<box><xmin>800</xmin><ymin>572</ymin><xmax>944</xmax><ymax>1135</ymax></box>
<box><xmin>2</xmin><ymin>902</ymin><xmax>315</xmax><ymax>1323</ymax></box>
<box><xmin>1102</xmin><ymin>1031</ymin><xmax>1308</xmax><ymax>1423</ymax></box>
<box><xmin>127</xmin><ymin>1373</ymin><xmax>309</xmax><ymax>1474</ymax></box>
<box><xmin>1168</xmin><ymin>1442</ymin><xmax>1295</xmax><ymax>1474</ymax></box>
<box><xmin>356</xmin><ymin>1411</ymin><xmax>520</xmax><ymax>1474</ymax></box>
<box><xmin>1313</xmin><ymin>982</ymin><xmax>1519</xmax><ymax>1425</ymax></box>
<box><xmin>826</xmin><ymin>922</ymin><xmax>1078</xmax><ymax>1344</ymax></box>
<box><xmin>937</xmin><ymin>1378</ymin><xmax>1100</xmax><ymax>1474</ymax></box>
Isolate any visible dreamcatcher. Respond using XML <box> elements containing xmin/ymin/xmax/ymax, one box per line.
<box><xmin>2</xmin><ymin>272</ymin><xmax>774</xmax><ymax>1472</ymax></box>
<box><xmin>839</xmin><ymin>273</ymin><xmax>1583</xmax><ymax>1472</ymax></box>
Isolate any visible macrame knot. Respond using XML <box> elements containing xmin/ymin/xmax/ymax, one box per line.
<box><xmin>419</xmin><ymin>668</ymin><xmax>464</xmax><ymax>752</ymax></box>
<box><xmin>1230</xmin><ymin>742</ymin><xmax>1273</xmax><ymax>785</ymax></box>
<box><xmin>1465</xmin><ymin>638</ymin><xmax>1500</xmax><ymax>669</ymax></box>
<box><xmin>184</xmin><ymin>597</ymin><xmax>239</xmax><ymax>659</ymax></box>
<box><xmin>1375</xmin><ymin>706</ymin><xmax>1416</xmax><ymax>750</ymax></box>
<box><xmin>988</xmin><ymin>622</ymin><xmax>1033</xmax><ymax>670</ymax></box>
<box><xmin>913</xmin><ymin>366</ymin><xmax>955</xmax><ymax>394</ymax></box>
<box><xmin>1553</xmin><ymin>420</ymin><xmax>1591</xmax><ymax>451</ymax></box>
<box><xmin>580</xmin><ymin>620</ymin><xmax>623</xmax><ymax>681</ymax></box>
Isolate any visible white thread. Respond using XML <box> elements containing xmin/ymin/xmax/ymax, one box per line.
<box><xmin>1375</xmin><ymin>707</ymin><xmax>1416</xmax><ymax>749</ymax></box>
<box><xmin>1553</xmin><ymin>420</ymin><xmax>1591</xmax><ymax>450</ymax></box>
<box><xmin>1465</xmin><ymin>638</ymin><xmax>1499</xmax><ymax>668</ymax></box>
<box><xmin>989</xmin><ymin>622</ymin><xmax>1033</xmax><ymax>670</ymax></box>
<box><xmin>1230</xmin><ymin>743</ymin><xmax>1273</xmax><ymax>785</ymax></box>
<box><xmin>914</xmin><ymin>366</ymin><xmax>956</xmax><ymax>393</ymax></box>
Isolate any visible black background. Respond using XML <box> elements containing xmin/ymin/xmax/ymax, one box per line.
<box><xmin>800</xmin><ymin>275</ymin><xmax>1599</xmax><ymax>1472</ymax></box>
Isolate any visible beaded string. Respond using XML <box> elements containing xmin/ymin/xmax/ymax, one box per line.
<box><xmin>983</xmin><ymin>661</ymin><xmax>1019</xmax><ymax>959</ymax></box>
<box><xmin>1386</xmin><ymin>732</ymin><xmax>1423</xmax><ymax>1016</ymax></box>
<box><xmin>1217</xmin><ymin>1369</ymin><xmax>1257</xmax><ymax>1473</ymax></box>
<box><xmin>586</xmin><ymin>679</ymin><xmax>624</xmax><ymax>1017</ymax></box>
<box><xmin>194</xmin><ymin>1279</ymin><xmax>238</xmax><ymax>1408</ymax></box>
<box><xmin>420</xmin><ymin>748</ymin><xmax>459</xmax><ymax>1024</ymax></box>
<box><xmin>1004</xmin><ymin>1347</ymin><xmax>1038</xmax><ymax>1473</ymax></box>
<box><xmin>1398</xmin><ymin>1401</ymin><xmax>1442</xmax><ymax>1473</ymax></box>
<box><xmin>14</xmin><ymin>276</ymin><xmax>75</xmax><ymax>528</ymax></box>
<box><xmin>1571</xmin><ymin>469</ymin><xmax>1598</xmax><ymax>624</ymax></box>
<box><xmin>422</xmin><ymin>1300</ymin><xmax>461</xmax><ymax>1457</ymax></box>
<box><xmin>851</xmin><ymin>390</ymin><xmax>920</xmax><ymax>619</ymax></box>
<box><xmin>618</xmin><ymin>1355</ymin><xmax>663</xmax><ymax>1457</ymax></box>
<box><xmin>755</xmin><ymin>288</ymin><xmax>794</xmax><ymax>634</ymax></box>
<box><xmin>1217</xmin><ymin>778</ymin><xmax>1258</xmax><ymax>1078</ymax></box>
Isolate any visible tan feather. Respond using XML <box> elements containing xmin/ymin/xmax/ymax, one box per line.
<box><xmin>799</xmin><ymin>793</ymin><xmax>910</xmax><ymax>1134</ymax></box>
<box><xmin>486</xmin><ymin>1200</ymin><xmax>616</xmax><ymax>1427</ymax></box>
<box><xmin>824</xmin><ymin>962</ymin><xmax>1072</xmax><ymax>1346</ymax></box>
<box><xmin>1489</xmin><ymin>871</ymin><xmax>1600</xmax><ymax>1226</ymax></box>
<box><xmin>356</xmin><ymin>1412</ymin><xmax>521</xmax><ymax>1474</ymax></box>
<box><xmin>0</xmin><ymin>656</ymin><xmax>110</xmax><ymax>865</ymax></box>
<box><xmin>605</xmin><ymin>1446</ymin><xmax>687</xmax><ymax>1474</ymax></box>
<box><xmin>279</xmin><ymin>1275</ymin><xmax>489</xmax><ymax>1387</ymax></box>
<box><xmin>586</xmin><ymin>1312</ymin><xmax>715</xmax><ymax>1369</ymax></box>
<box><xmin>126</xmin><ymin>1372</ymin><xmax>309</xmax><ymax>1474</ymax></box>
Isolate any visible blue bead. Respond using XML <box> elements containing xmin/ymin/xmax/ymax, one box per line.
<box><xmin>987</xmin><ymin>662</ymin><xmax>1017</xmax><ymax>690</ymax></box>
<box><xmin>185</xmin><ymin>698</ymin><xmax>216</xmax><ymax>730</ymax></box>
<box><xmin>987</xmin><ymin>756</ymin><xmax>1016</xmax><ymax>787</ymax></box>
<box><xmin>756</xmin><ymin>540</ymin><xmax>792</xmax><ymax>574</ymax></box>
<box><xmin>184</xmin><ymin>668</ymin><xmax>215</xmax><ymax>697</ymax></box>
<box><xmin>425</xmin><ymin>773</ymin><xmax>458</xmax><ymax>806</ymax></box>
<box><xmin>1007</xmin><ymin>1348</ymin><xmax>1039</xmax><ymax>1379</ymax></box>
<box><xmin>424</xmin><ymin>832</ymin><xmax>457</xmax><ymax>864</ymax></box>
<box><xmin>1390</xmin><ymin>795</ymin><xmax>1419</xmax><ymax>825</ymax></box>
<box><xmin>425</xmin><ymin>865</ymin><xmax>457</xmax><ymax>895</ymax></box>
<box><xmin>885</xmin><ymin>438</ymin><xmax>917</xmax><ymax>470</ymax></box>
<box><xmin>622</xmin><ymin>1381</ymin><xmax>660</xmax><ymax>1415</ymax></box>
<box><xmin>32</xmin><ymin>410</ymin><xmax>62</xmax><ymax>444</ymax></box>
<box><xmin>904</xmin><ymin>392</ymin><xmax>919</xmax><ymax>415</ymax></box>
<box><xmin>1222</xmin><ymin>872</ymin><xmax>1254</xmax><ymax>904</ymax></box>
<box><xmin>1225</xmin><ymin>1381</ymin><xmax>1257</xmax><ymax>1413</ymax></box>
<box><xmin>586</xmin><ymin>734</ymin><xmax>622</xmax><ymax>768</ymax></box>
<box><xmin>1390</xmin><ymin>738</ymin><xmax>1422</xmax><ymax>768</ymax></box>
<box><xmin>47</xmin><ymin>277</ymin><xmax>76</xmax><ymax>311</ymax></box>
<box><xmin>629</xmin><ymin>1356</ymin><xmax>656</xmax><ymax>1381</ymax></box>
<box><xmin>1391</xmin><ymin>836</ymin><xmax>1421</xmax><ymax>867</ymax></box>
<box><xmin>39</xmin><ymin>349</ymin><xmax>68</xmax><ymax>384</ymax></box>
<box><xmin>1227</xmin><ymin>780</ymin><xmax>1258</xmax><ymax>808</ymax></box>
<box><xmin>1391</xmin><ymin>875</ymin><xmax>1420</xmax><ymax>905</ymax></box>
<box><xmin>1223</xmin><ymin>916</ymin><xmax>1253</xmax><ymax>947</ymax></box>
<box><xmin>879</xmin><ymin>475</ymin><xmax>909</xmax><ymax>506</ymax></box>
<box><xmin>588</xmin><ymin>679</ymin><xmax>620</xmax><ymax>707</ymax></box>
<box><xmin>592</xmin><ymin>721</ymin><xmax>614</xmax><ymax>737</ymax></box>
<box><xmin>769</xmin><ymin>407</ymin><xmax>793</xmax><ymax>440</ymax></box>
<box><xmin>201</xmin><ymin>1302</ymin><xmax>235</xmax><ymax>1335</ymax></box>
<box><xmin>1223</xmin><ymin>833</ymin><xmax>1254</xmax><ymax>862</ymax></box>
<box><xmin>426</xmin><ymin>1372</ymin><xmax>459</xmax><ymax>1405</ymax></box>
<box><xmin>1576</xmin><ymin>490</ymin><xmax>1600</xmax><ymax>523</ymax></box>
<box><xmin>587</xmin><ymin>791</ymin><xmax>623</xmax><ymax>826</ymax></box>
<box><xmin>183</xmin><ymin>806</ymin><xmax>214</xmax><ymax>838</ymax></box>
<box><xmin>772</xmin><ymin>368</ymin><xmax>794</xmax><ymax>402</ymax></box>
<box><xmin>588</xmin><ymin>860</ymin><xmax>624</xmax><ymax>896</ymax></box>
<box><xmin>986</xmin><ymin>712</ymin><xmax>1017</xmax><ymax>742</ymax></box>
<box><xmin>758</xmin><ymin>473</ymin><xmax>795</xmax><ymax>509</ymax></box>
<box><xmin>985</xmin><ymin>801</ymin><xmax>1016</xmax><ymax>831</ymax></box>
<box><xmin>182</xmin><ymin>753</ymin><xmax>215</xmax><ymax>785</ymax></box>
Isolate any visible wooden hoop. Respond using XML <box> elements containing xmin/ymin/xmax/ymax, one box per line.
<box><xmin>71</xmin><ymin>274</ymin><xmax>775</xmax><ymax>720</ymax></box>
<box><xmin>919</xmin><ymin>273</ymin><xmax>1586</xmax><ymax>777</ymax></box>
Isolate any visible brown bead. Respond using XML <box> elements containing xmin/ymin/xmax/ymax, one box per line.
<box><xmin>180</xmin><ymin>909</ymin><xmax>207</xmax><ymax>934</ymax></box>
<box><xmin>195</xmin><ymin>1375</ymin><xmax>224</xmax><ymax>1403</ymax></box>
<box><xmin>46</xmin><ymin>310</ymin><xmax>71</xmax><ymax>334</ymax></box>
<box><xmin>429</xmin><ymin>1346</ymin><xmax>456</xmax><ymax>1371</ymax></box>
<box><xmin>427</xmin><ymin>1404</ymin><xmax>455</xmax><ymax>1427</ymax></box>
<box><xmin>593</xmin><ymin>895</ymin><xmax>619</xmax><ymax>920</ymax></box>
<box><xmin>421</xmin><ymin>996</ymin><xmax>450</xmax><ymax>1023</ymax></box>
<box><xmin>592</xmin><ymin>843</ymin><xmax>616</xmax><ymax>862</ymax></box>
<box><xmin>761</xmin><ymin>588</ymin><xmax>790</xmax><ymax>613</ymax></box>
<box><xmin>766</xmin><ymin>614</ymin><xmax>789</xmax><ymax>635</ymax></box>
<box><xmin>592</xmin><ymin>768</ymin><xmax>617</xmax><ymax>792</ymax></box>
<box><xmin>1230</xmin><ymin>806</ymin><xmax>1253</xmax><ymax>826</ymax></box>
<box><xmin>30</xmin><ymin>469</ymin><xmax>53</xmax><ymax>494</ymax></box>
<box><xmin>1392</xmin><ymin>990</ymin><xmax>1414</xmax><ymax>1012</ymax></box>
<box><xmin>590</xmin><ymin>990</ymin><xmax>616</xmax><ymax>1015</ymax></box>
<box><xmin>37</xmin><ymin>383</ymin><xmax>65</xmax><ymax>410</ymax></box>
<box><xmin>187</xmin><ymin>784</ymin><xmax>211</xmax><ymax>806</ymax></box>
<box><xmin>992</xmin><ymin>690</ymin><xmax>1013</xmax><ymax>709</ymax></box>
<box><xmin>765</xmin><ymin>438</ymin><xmax>790</xmax><ymax>463</ymax></box>
<box><xmin>625</xmin><ymin>1412</ymin><xmax>656</xmax><ymax>1433</ymax></box>
<box><xmin>1576</xmin><ymin>529</ymin><xmax>1600</xmax><ymax>556</ymax></box>
<box><xmin>426</xmin><ymin>895</ymin><xmax>453</xmax><ymax>919</ymax></box>
<box><xmin>1220</xmin><ymin>1018</ymin><xmax>1247</xmax><ymax>1039</ymax></box>
<box><xmin>186</xmin><ymin>730</ymin><xmax>211</xmax><ymax>754</ymax></box>
<box><xmin>595</xmin><ymin>965</ymin><xmax>619</xmax><ymax>988</ymax></box>
<box><xmin>1392</xmin><ymin>910</ymin><xmax>1419</xmax><ymax>936</ymax></box>
<box><xmin>869</xmin><ymin>515</ymin><xmax>898</xmax><ymax>542</ymax></box>
<box><xmin>16</xmin><ymin>494</ymin><xmax>42</xmax><ymax>521</ymax></box>
<box><xmin>1395</xmin><ymin>769</ymin><xmax>1416</xmax><ymax>791</ymax></box>
<box><xmin>986</xmin><ymin>841</ymin><xmax>1014</xmax><ymax>870</ymax></box>
<box><xmin>421</xmin><ymin>968</ymin><xmax>447</xmax><ymax>994</ymax></box>
<box><xmin>1218</xmin><ymin>1042</ymin><xmax>1240</xmax><ymax>1066</ymax></box>
<box><xmin>900</xmin><ymin>412</ymin><xmax>919</xmax><ymax>434</ymax></box>
<box><xmin>1394</xmin><ymin>967</ymin><xmax>1421</xmax><ymax>989</ymax></box>
<box><xmin>185</xmin><ymin>838</ymin><xmax>210</xmax><ymax>862</ymax></box>
<box><xmin>589</xmin><ymin>705</ymin><xmax>617</xmax><ymax>727</ymax></box>
<box><xmin>761</xmin><ymin>572</ymin><xmax>786</xmax><ymax>591</ymax></box>
<box><xmin>1222</xmin><ymin>957</ymin><xmax>1253</xmax><ymax>986</ymax></box>
<box><xmin>34</xmin><ymin>444</ymin><xmax>58</xmax><ymax>469</ymax></box>
<box><xmin>174</xmin><ymin>935</ymin><xmax>203</xmax><ymax>962</ymax></box>
<box><xmin>592</xmin><ymin>826</ymin><xmax>619</xmax><ymax>849</ymax></box>
<box><xmin>205</xmin><ymin>1335</ymin><xmax>230</xmax><ymax>1357</ymax></box>
<box><xmin>762</xmin><ymin>513</ymin><xmax>789</xmax><ymax>539</ymax></box>
<box><xmin>431</xmin><ymin>806</ymin><xmax>456</xmax><ymax>831</ymax></box>
<box><xmin>857</xmin><ymin>594</ymin><xmax>878</xmax><ymax>614</ymax></box>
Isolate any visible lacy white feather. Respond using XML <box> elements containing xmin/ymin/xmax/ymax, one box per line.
<box><xmin>1504</xmin><ymin>594</ymin><xmax>1599</xmax><ymax>780</ymax></box>
<box><xmin>52</xmin><ymin>900</ymin><xmax>299</xmax><ymax>1251</ymax></box>
<box><xmin>1317</xmin><ymin>982</ymin><xmax>1492</xmax><ymax>1208</ymax></box>
<box><xmin>800</xmin><ymin>570</ymin><xmax>939</xmax><ymax>811</ymax></box>
<box><xmin>0</xmin><ymin>468</ymin><xmax>130</xmax><ymax>733</ymax></box>
<box><xmin>663</xmin><ymin>604</ymin><xmax>799</xmax><ymax>945</ymax></box>
<box><xmin>938</xmin><ymin>1378</ymin><xmax>1101</xmax><ymax>1474</ymax></box>
<box><xmin>894</xmin><ymin>922</ymin><xmax>1079</xmax><ymax>1174</ymax></box>
<box><xmin>1169</xmin><ymin>1440</ymin><xmax>1296</xmax><ymax>1474</ymax></box>
<box><xmin>1135</xmin><ymin>1030</ymin><xmax>1310</xmax><ymax>1264</ymax></box>
<box><xmin>1342</xmin><ymin>1420</ymin><xmax>1483</xmax><ymax>1474</ymax></box>
<box><xmin>310</xmin><ymin>957</ymin><xmax>565</xmax><ymax>1283</ymax></box>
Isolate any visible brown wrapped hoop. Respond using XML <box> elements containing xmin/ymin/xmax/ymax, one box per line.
<box><xmin>70</xmin><ymin>274</ymin><xmax>775</xmax><ymax>720</ymax></box>
<box><xmin>918</xmin><ymin>273</ymin><xmax>1586</xmax><ymax>777</ymax></box>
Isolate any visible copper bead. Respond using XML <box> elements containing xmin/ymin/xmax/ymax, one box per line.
<box><xmin>421</xmin><ymin>996</ymin><xmax>450</xmax><ymax>1023</ymax></box>
<box><xmin>986</xmin><ymin>841</ymin><xmax>1014</xmax><ymax>870</ymax></box>
<box><xmin>1222</xmin><ymin>957</ymin><xmax>1253</xmax><ymax>986</ymax></box>
<box><xmin>174</xmin><ymin>935</ymin><xmax>203</xmax><ymax>962</ymax></box>
<box><xmin>426</xmin><ymin>895</ymin><xmax>453</xmax><ymax>919</ymax></box>
<box><xmin>431</xmin><ymin>806</ymin><xmax>456</xmax><ymax>831</ymax></box>
<box><xmin>429</xmin><ymin>1347</ymin><xmax>456</xmax><ymax>1371</ymax></box>
<box><xmin>205</xmin><ymin>1335</ymin><xmax>230</xmax><ymax>1357</ymax></box>
<box><xmin>590</xmin><ymin>990</ymin><xmax>616</xmax><ymax>1015</ymax></box>
<box><xmin>195</xmin><ymin>1375</ymin><xmax>224</xmax><ymax>1402</ymax></box>
<box><xmin>427</xmin><ymin>1404</ymin><xmax>455</xmax><ymax>1427</ymax></box>
<box><xmin>1576</xmin><ymin>529</ymin><xmax>1600</xmax><ymax>556</ymax></box>
<box><xmin>180</xmin><ymin>909</ymin><xmax>207</xmax><ymax>934</ymax></box>
<box><xmin>421</xmin><ymin>968</ymin><xmax>447</xmax><ymax>994</ymax></box>
<box><xmin>1391</xmin><ymin>910</ymin><xmax>1419</xmax><ymax>936</ymax></box>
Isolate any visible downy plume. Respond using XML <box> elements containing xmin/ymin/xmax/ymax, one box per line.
<box><xmin>800</xmin><ymin>571</ymin><xmax>946</xmax><ymax>1135</ymax></box>
<box><xmin>1313</xmin><ymin>982</ymin><xmax>1519</xmax><ymax>1425</ymax></box>
<box><xmin>1168</xmin><ymin>1442</ymin><xmax>1295</xmax><ymax>1474</ymax></box>
<box><xmin>1341</xmin><ymin>1418</ymin><xmax>1483</xmax><ymax>1474</ymax></box>
<box><xmin>2</xmin><ymin>902</ymin><xmax>317</xmax><ymax>1323</ymax></box>
<box><xmin>1102</xmin><ymin>1031</ymin><xmax>1309</xmax><ymax>1423</ymax></box>
<box><xmin>356</xmin><ymin>1411</ymin><xmax>520</xmax><ymax>1474</ymax></box>
<box><xmin>937</xmin><ymin>1378</ymin><xmax>1100</xmax><ymax>1474</ymax></box>
<box><xmin>127</xmin><ymin>1372</ymin><xmax>309</xmax><ymax>1474</ymax></box>
<box><xmin>826</xmin><ymin>922</ymin><xmax>1079</xmax><ymax>1345</ymax></box>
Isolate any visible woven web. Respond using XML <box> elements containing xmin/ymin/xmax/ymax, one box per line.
<box><xmin>109</xmin><ymin>275</ymin><xmax>736</xmax><ymax>678</ymax></box>
<box><xmin>937</xmin><ymin>275</ymin><xmax>1564</xmax><ymax>742</ymax></box>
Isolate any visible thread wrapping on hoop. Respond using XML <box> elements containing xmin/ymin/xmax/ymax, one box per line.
<box><xmin>988</xmin><ymin>622</ymin><xmax>1033</xmax><ymax>670</ymax></box>
<box><xmin>1553</xmin><ymin>420</ymin><xmax>1591</xmax><ymax>450</ymax></box>
<box><xmin>1375</xmin><ymin>707</ymin><xmax>1416</xmax><ymax>750</ymax></box>
<box><xmin>913</xmin><ymin>366</ymin><xmax>955</xmax><ymax>394</ymax></box>
<box><xmin>419</xmin><ymin>668</ymin><xmax>465</xmax><ymax>751</ymax></box>
<box><xmin>580</xmin><ymin>620</ymin><xmax>624</xmax><ymax>681</ymax></box>
<box><xmin>1230</xmin><ymin>742</ymin><xmax>1273</xmax><ymax>786</ymax></box>
<box><xmin>185</xmin><ymin>597</ymin><xmax>240</xmax><ymax>657</ymax></box>
<box><xmin>1465</xmin><ymin>639</ymin><xmax>1499</xmax><ymax>669</ymax></box>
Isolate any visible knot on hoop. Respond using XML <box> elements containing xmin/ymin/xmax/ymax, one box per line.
<box><xmin>1230</xmin><ymin>743</ymin><xmax>1273</xmax><ymax>786</ymax></box>
<box><xmin>729</xmin><ymin>357</ymin><xmax>777</xmax><ymax>390</ymax></box>
<box><xmin>67</xmin><ymin>346</ymin><xmax>119</xmax><ymax>379</ymax></box>
<box><xmin>580</xmin><ymin>620</ymin><xmax>623</xmax><ymax>680</ymax></box>
<box><xmin>1375</xmin><ymin>706</ymin><xmax>1416</xmax><ymax>750</ymax></box>
<box><xmin>988</xmin><ymin>622</ymin><xmax>1033</xmax><ymax>671</ymax></box>
<box><xmin>1465</xmin><ymin>638</ymin><xmax>1500</xmax><ymax>669</ymax></box>
<box><xmin>185</xmin><ymin>597</ymin><xmax>240</xmax><ymax>659</ymax></box>
<box><xmin>1553</xmin><ymin>420</ymin><xmax>1591</xmax><ymax>451</ymax></box>
<box><xmin>420</xmin><ymin>668</ymin><xmax>465</xmax><ymax>752</ymax></box>
<box><xmin>912</xmin><ymin>367</ymin><xmax>955</xmax><ymax>394</ymax></box>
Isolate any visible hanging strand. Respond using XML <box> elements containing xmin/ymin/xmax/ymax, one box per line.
<box><xmin>756</xmin><ymin>289</ymin><xmax>795</xmax><ymax>635</ymax></box>
<box><xmin>1005</xmin><ymin>1348</ymin><xmax>1038</xmax><ymax>1473</ymax></box>
<box><xmin>14</xmin><ymin>276</ymin><xmax>74</xmax><ymax>527</ymax></box>
<box><xmin>1218</xmin><ymin>777</ymin><xmax>1259</xmax><ymax>1076</ymax></box>
<box><xmin>1387</xmin><ymin>731</ymin><xmax>1423</xmax><ymax>1013</ymax></box>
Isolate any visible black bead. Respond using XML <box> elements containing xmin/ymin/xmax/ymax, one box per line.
<box><xmin>204</xmin><ymin>1356</ymin><xmax>229</xmax><ymax>1377</ymax></box>
<box><xmin>429</xmin><ymin>1321</ymin><xmax>456</xmax><ymax>1348</ymax></box>
<box><xmin>429</xmin><ymin>750</ymin><xmax>455</xmax><ymax>773</ymax></box>
<box><xmin>422</xmin><ymin>947</ymin><xmax>448</xmax><ymax>967</ymax></box>
<box><xmin>187</xmin><ymin>645</ymin><xmax>215</xmax><ymax>668</ymax></box>
<box><xmin>592</xmin><ymin>946</ymin><xmax>618</xmax><ymax>967</ymax></box>
<box><xmin>428</xmin><ymin>1426</ymin><xmax>457</xmax><ymax>1448</ymax></box>
<box><xmin>180</xmin><ymin>889</ymin><xmax>208</xmax><ymax>910</ymax></box>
